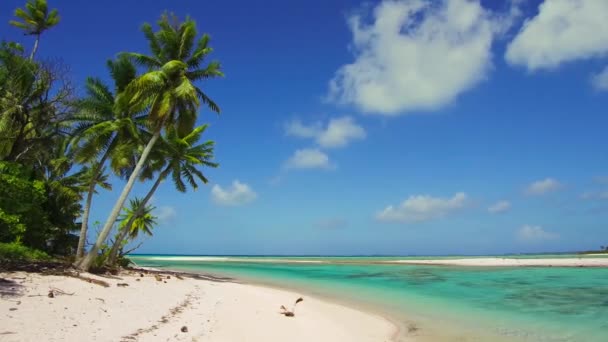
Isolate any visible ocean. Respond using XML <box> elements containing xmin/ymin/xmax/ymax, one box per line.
<box><xmin>130</xmin><ymin>255</ymin><xmax>608</xmax><ymax>341</ymax></box>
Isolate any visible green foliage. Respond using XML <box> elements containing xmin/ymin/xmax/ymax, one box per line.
<box><xmin>0</xmin><ymin>242</ymin><xmax>50</xmax><ymax>261</ymax></box>
<box><xmin>119</xmin><ymin>198</ymin><xmax>158</xmax><ymax>239</ymax></box>
<box><xmin>3</xmin><ymin>4</ymin><xmax>222</xmax><ymax>269</ymax></box>
<box><xmin>9</xmin><ymin>0</ymin><xmax>60</xmax><ymax>36</ymax></box>
<box><xmin>0</xmin><ymin>162</ymin><xmax>50</xmax><ymax>248</ymax></box>
<box><xmin>0</xmin><ymin>40</ymin><xmax>72</xmax><ymax>164</ymax></box>
<box><xmin>122</xmin><ymin>12</ymin><xmax>223</xmax><ymax>135</ymax></box>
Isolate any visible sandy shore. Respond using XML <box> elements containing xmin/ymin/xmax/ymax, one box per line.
<box><xmin>389</xmin><ymin>257</ymin><xmax>608</xmax><ymax>267</ymax></box>
<box><xmin>0</xmin><ymin>270</ymin><xmax>397</xmax><ymax>342</ymax></box>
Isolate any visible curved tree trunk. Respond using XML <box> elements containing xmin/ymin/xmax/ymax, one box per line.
<box><xmin>76</xmin><ymin>150</ymin><xmax>111</xmax><ymax>259</ymax></box>
<box><xmin>106</xmin><ymin>167</ymin><xmax>169</xmax><ymax>266</ymax></box>
<box><xmin>76</xmin><ymin>130</ymin><xmax>161</xmax><ymax>271</ymax></box>
<box><xmin>30</xmin><ymin>35</ymin><xmax>40</xmax><ymax>61</ymax></box>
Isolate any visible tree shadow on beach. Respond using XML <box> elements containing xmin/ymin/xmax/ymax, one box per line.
<box><xmin>0</xmin><ymin>277</ymin><xmax>25</xmax><ymax>298</ymax></box>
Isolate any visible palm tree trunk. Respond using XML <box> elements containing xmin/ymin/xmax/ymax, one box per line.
<box><xmin>106</xmin><ymin>167</ymin><xmax>169</xmax><ymax>266</ymax></box>
<box><xmin>76</xmin><ymin>150</ymin><xmax>111</xmax><ymax>259</ymax></box>
<box><xmin>29</xmin><ymin>35</ymin><xmax>39</xmax><ymax>61</ymax></box>
<box><xmin>76</xmin><ymin>129</ymin><xmax>162</xmax><ymax>271</ymax></box>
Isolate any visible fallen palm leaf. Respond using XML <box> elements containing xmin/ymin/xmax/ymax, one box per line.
<box><xmin>280</xmin><ymin>297</ymin><xmax>303</xmax><ymax>317</ymax></box>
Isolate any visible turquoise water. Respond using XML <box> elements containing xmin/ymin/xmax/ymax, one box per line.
<box><xmin>131</xmin><ymin>255</ymin><xmax>608</xmax><ymax>341</ymax></box>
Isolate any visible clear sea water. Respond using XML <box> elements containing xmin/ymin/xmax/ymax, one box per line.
<box><xmin>130</xmin><ymin>255</ymin><xmax>608</xmax><ymax>341</ymax></box>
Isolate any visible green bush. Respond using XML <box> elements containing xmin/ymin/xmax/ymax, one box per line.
<box><xmin>0</xmin><ymin>242</ymin><xmax>50</xmax><ymax>261</ymax></box>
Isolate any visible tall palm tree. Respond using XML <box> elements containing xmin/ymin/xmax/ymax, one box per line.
<box><xmin>69</xmin><ymin>56</ymin><xmax>146</xmax><ymax>259</ymax></box>
<box><xmin>106</xmin><ymin>124</ymin><xmax>217</xmax><ymax>266</ymax></box>
<box><xmin>9</xmin><ymin>0</ymin><xmax>60</xmax><ymax>60</ymax></box>
<box><xmin>78</xmin><ymin>14</ymin><xmax>222</xmax><ymax>271</ymax></box>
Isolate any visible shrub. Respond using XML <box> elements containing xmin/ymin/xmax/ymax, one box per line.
<box><xmin>0</xmin><ymin>242</ymin><xmax>51</xmax><ymax>261</ymax></box>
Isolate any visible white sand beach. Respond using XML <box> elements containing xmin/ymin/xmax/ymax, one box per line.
<box><xmin>0</xmin><ymin>271</ymin><xmax>397</xmax><ymax>342</ymax></box>
<box><xmin>390</xmin><ymin>257</ymin><xmax>608</xmax><ymax>267</ymax></box>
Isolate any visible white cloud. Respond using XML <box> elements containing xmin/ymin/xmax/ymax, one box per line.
<box><xmin>595</xmin><ymin>176</ymin><xmax>608</xmax><ymax>185</ymax></box>
<box><xmin>285</xmin><ymin>116</ymin><xmax>366</xmax><ymax>148</ymax></box>
<box><xmin>156</xmin><ymin>206</ymin><xmax>177</xmax><ymax>223</ymax></box>
<box><xmin>377</xmin><ymin>192</ymin><xmax>467</xmax><ymax>223</ymax></box>
<box><xmin>211</xmin><ymin>180</ymin><xmax>257</xmax><ymax>206</ymax></box>
<box><xmin>506</xmin><ymin>0</ymin><xmax>608</xmax><ymax>70</ymax></box>
<box><xmin>517</xmin><ymin>225</ymin><xmax>559</xmax><ymax>242</ymax></box>
<box><xmin>284</xmin><ymin>148</ymin><xmax>333</xmax><ymax>170</ymax></box>
<box><xmin>591</xmin><ymin>66</ymin><xmax>608</xmax><ymax>91</ymax></box>
<box><xmin>327</xmin><ymin>0</ymin><xmax>515</xmax><ymax>115</ymax></box>
<box><xmin>525</xmin><ymin>178</ymin><xmax>561</xmax><ymax>195</ymax></box>
<box><xmin>488</xmin><ymin>200</ymin><xmax>511</xmax><ymax>214</ymax></box>
<box><xmin>580</xmin><ymin>191</ymin><xmax>608</xmax><ymax>200</ymax></box>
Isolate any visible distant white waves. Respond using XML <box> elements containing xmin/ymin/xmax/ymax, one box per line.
<box><xmin>135</xmin><ymin>256</ymin><xmax>324</xmax><ymax>263</ymax></box>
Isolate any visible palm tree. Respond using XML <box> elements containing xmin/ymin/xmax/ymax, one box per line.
<box><xmin>9</xmin><ymin>0</ymin><xmax>60</xmax><ymax>60</ymax></box>
<box><xmin>105</xmin><ymin>198</ymin><xmax>157</xmax><ymax>266</ymax></box>
<box><xmin>69</xmin><ymin>57</ymin><xmax>146</xmax><ymax>259</ymax></box>
<box><xmin>106</xmin><ymin>124</ymin><xmax>217</xmax><ymax>266</ymax></box>
<box><xmin>121</xmin><ymin>198</ymin><xmax>157</xmax><ymax>238</ymax></box>
<box><xmin>77</xmin><ymin>14</ymin><xmax>222</xmax><ymax>271</ymax></box>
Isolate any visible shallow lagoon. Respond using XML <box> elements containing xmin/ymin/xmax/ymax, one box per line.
<box><xmin>131</xmin><ymin>255</ymin><xmax>608</xmax><ymax>341</ymax></box>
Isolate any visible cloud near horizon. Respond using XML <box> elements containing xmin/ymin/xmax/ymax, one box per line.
<box><xmin>315</xmin><ymin>218</ymin><xmax>348</xmax><ymax>230</ymax></box>
<box><xmin>156</xmin><ymin>206</ymin><xmax>177</xmax><ymax>223</ymax></box>
<box><xmin>377</xmin><ymin>192</ymin><xmax>468</xmax><ymax>223</ymax></box>
<box><xmin>285</xmin><ymin>116</ymin><xmax>366</xmax><ymax>148</ymax></box>
<box><xmin>525</xmin><ymin>178</ymin><xmax>561</xmax><ymax>196</ymax></box>
<box><xmin>517</xmin><ymin>225</ymin><xmax>559</xmax><ymax>242</ymax></box>
<box><xmin>506</xmin><ymin>0</ymin><xmax>608</xmax><ymax>71</ymax></box>
<box><xmin>211</xmin><ymin>180</ymin><xmax>258</xmax><ymax>206</ymax></box>
<box><xmin>328</xmin><ymin>0</ymin><xmax>517</xmax><ymax>115</ymax></box>
<box><xmin>591</xmin><ymin>66</ymin><xmax>608</xmax><ymax>91</ymax></box>
<box><xmin>284</xmin><ymin>148</ymin><xmax>333</xmax><ymax>170</ymax></box>
<box><xmin>488</xmin><ymin>200</ymin><xmax>511</xmax><ymax>214</ymax></box>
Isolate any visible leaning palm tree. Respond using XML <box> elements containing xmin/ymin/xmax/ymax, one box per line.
<box><xmin>9</xmin><ymin>0</ymin><xmax>60</xmax><ymax>60</ymax></box>
<box><xmin>69</xmin><ymin>57</ymin><xmax>146</xmax><ymax>259</ymax></box>
<box><xmin>106</xmin><ymin>124</ymin><xmax>217</xmax><ymax>266</ymax></box>
<box><xmin>77</xmin><ymin>13</ymin><xmax>222</xmax><ymax>271</ymax></box>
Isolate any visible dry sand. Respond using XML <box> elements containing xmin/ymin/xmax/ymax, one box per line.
<box><xmin>0</xmin><ymin>271</ymin><xmax>397</xmax><ymax>342</ymax></box>
<box><xmin>390</xmin><ymin>257</ymin><xmax>608</xmax><ymax>267</ymax></box>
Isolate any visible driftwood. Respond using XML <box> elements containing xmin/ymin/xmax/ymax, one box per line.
<box><xmin>28</xmin><ymin>287</ymin><xmax>74</xmax><ymax>298</ymax></box>
<box><xmin>66</xmin><ymin>273</ymin><xmax>110</xmax><ymax>288</ymax></box>
<box><xmin>280</xmin><ymin>297</ymin><xmax>303</xmax><ymax>317</ymax></box>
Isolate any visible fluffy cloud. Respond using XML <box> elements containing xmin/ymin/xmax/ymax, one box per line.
<box><xmin>211</xmin><ymin>180</ymin><xmax>257</xmax><ymax>206</ymax></box>
<box><xmin>377</xmin><ymin>192</ymin><xmax>467</xmax><ymax>223</ymax></box>
<box><xmin>284</xmin><ymin>148</ymin><xmax>333</xmax><ymax>170</ymax></box>
<box><xmin>488</xmin><ymin>200</ymin><xmax>511</xmax><ymax>214</ymax></box>
<box><xmin>506</xmin><ymin>0</ymin><xmax>608</xmax><ymax>70</ymax></box>
<box><xmin>525</xmin><ymin>178</ymin><xmax>561</xmax><ymax>195</ymax></box>
<box><xmin>591</xmin><ymin>66</ymin><xmax>608</xmax><ymax>91</ymax></box>
<box><xmin>286</xmin><ymin>116</ymin><xmax>366</xmax><ymax>148</ymax></box>
<box><xmin>328</xmin><ymin>0</ymin><xmax>513</xmax><ymax>115</ymax></box>
<box><xmin>156</xmin><ymin>206</ymin><xmax>177</xmax><ymax>223</ymax></box>
<box><xmin>517</xmin><ymin>225</ymin><xmax>559</xmax><ymax>242</ymax></box>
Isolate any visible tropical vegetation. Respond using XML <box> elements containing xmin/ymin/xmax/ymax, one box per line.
<box><xmin>0</xmin><ymin>0</ymin><xmax>221</xmax><ymax>272</ymax></box>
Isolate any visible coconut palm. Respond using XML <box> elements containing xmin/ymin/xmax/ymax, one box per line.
<box><xmin>9</xmin><ymin>0</ymin><xmax>60</xmax><ymax>60</ymax></box>
<box><xmin>106</xmin><ymin>124</ymin><xmax>217</xmax><ymax>266</ymax></box>
<box><xmin>69</xmin><ymin>57</ymin><xmax>147</xmax><ymax>259</ymax></box>
<box><xmin>108</xmin><ymin>198</ymin><xmax>157</xmax><ymax>264</ymax></box>
<box><xmin>0</xmin><ymin>41</ymin><xmax>68</xmax><ymax>163</ymax></box>
<box><xmin>119</xmin><ymin>198</ymin><xmax>157</xmax><ymax>240</ymax></box>
<box><xmin>78</xmin><ymin>14</ymin><xmax>222</xmax><ymax>271</ymax></box>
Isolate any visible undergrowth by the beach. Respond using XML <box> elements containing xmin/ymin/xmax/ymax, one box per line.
<box><xmin>0</xmin><ymin>242</ymin><xmax>50</xmax><ymax>262</ymax></box>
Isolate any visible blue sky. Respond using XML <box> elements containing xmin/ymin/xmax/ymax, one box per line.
<box><xmin>2</xmin><ymin>0</ymin><xmax>608</xmax><ymax>255</ymax></box>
